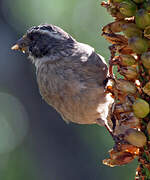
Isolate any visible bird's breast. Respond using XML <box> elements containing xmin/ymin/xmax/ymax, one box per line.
<box><xmin>36</xmin><ymin>62</ymin><xmax>108</xmax><ymax>124</ymax></box>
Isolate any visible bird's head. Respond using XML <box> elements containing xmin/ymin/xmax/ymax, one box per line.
<box><xmin>12</xmin><ymin>24</ymin><xmax>75</xmax><ymax>62</ymax></box>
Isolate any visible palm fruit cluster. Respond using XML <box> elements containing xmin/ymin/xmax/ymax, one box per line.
<box><xmin>101</xmin><ymin>0</ymin><xmax>150</xmax><ymax>178</ymax></box>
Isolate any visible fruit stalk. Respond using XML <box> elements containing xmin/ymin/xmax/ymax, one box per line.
<box><xmin>101</xmin><ymin>0</ymin><xmax>150</xmax><ymax>179</ymax></box>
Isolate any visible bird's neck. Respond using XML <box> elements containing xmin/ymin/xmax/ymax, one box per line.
<box><xmin>28</xmin><ymin>54</ymin><xmax>56</xmax><ymax>69</ymax></box>
<box><xmin>28</xmin><ymin>41</ymin><xmax>94</xmax><ymax>69</ymax></box>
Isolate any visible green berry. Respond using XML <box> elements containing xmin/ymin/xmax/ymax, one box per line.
<box><xmin>122</xmin><ymin>23</ymin><xmax>142</xmax><ymax>38</ymax></box>
<box><xmin>119</xmin><ymin>0</ymin><xmax>137</xmax><ymax>17</ymax></box>
<box><xmin>120</xmin><ymin>55</ymin><xmax>136</xmax><ymax>66</ymax></box>
<box><xmin>141</xmin><ymin>52</ymin><xmax>150</xmax><ymax>69</ymax></box>
<box><xmin>135</xmin><ymin>9</ymin><xmax>150</xmax><ymax>29</ymax></box>
<box><xmin>124</xmin><ymin>129</ymin><xmax>147</xmax><ymax>147</ymax></box>
<box><xmin>143</xmin><ymin>82</ymin><xmax>150</xmax><ymax>96</ymax></box>
<box><xmin>116</xmin><ymin>79</ymin><xmax>137</xmax><ymax>94</ymax></box>
<box><xmin>133</xmin><ymin>98</ymin><xmax>150</xmax><ymax>118</ymax></box>
<box><xmin>128</xmin><ymin>37</ymin><xmax>148</xmax><ymax>54</ymax></box>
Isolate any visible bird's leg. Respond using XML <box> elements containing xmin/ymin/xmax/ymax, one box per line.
<box><xmin>105</xmin><ymin>123</ymin><xmax>114</xmax><ymax>138</ymax></box>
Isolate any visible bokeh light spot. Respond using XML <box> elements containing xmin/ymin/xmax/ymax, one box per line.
<box><xmin>0</xmin><ymin>92</ymin><xmax>29</xmax><ymax>153</ymax></box>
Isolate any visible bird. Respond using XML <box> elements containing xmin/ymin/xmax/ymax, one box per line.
<box><xmin>11</xmin><ymin>24</ymin><xmax>113</xmax><ymax>128</ymax></box>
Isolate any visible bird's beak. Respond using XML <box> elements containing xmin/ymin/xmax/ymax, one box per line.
<box><xmin>11</xmin><ymin>35</ymin><xmax>29</xmax><ymax>53</ymax></box>
<box><xmin>11</xmin><ymin>44</ymin><xmax>19</xmax><ymax>50</ymax></box>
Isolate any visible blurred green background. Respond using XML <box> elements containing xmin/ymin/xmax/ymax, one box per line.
<box><xmin>0</xmin><ymin>0</ymin><xmax>137</xmax><ymax>179</ymax></box>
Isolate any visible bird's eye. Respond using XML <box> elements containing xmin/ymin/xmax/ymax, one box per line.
<box><xmin>28</xmin><ymin>32</ymin><xmax>40</xmax><ymax>41</ymax></box>
<box><xmin>29</xmin><ymin>35</ymin><xmax>34</xmax><ymax>41</ymax></box>
<box><xmin>27</xmin><ymin>33</ymin><xmax>34</xmax><ymax>40</ymax></box>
